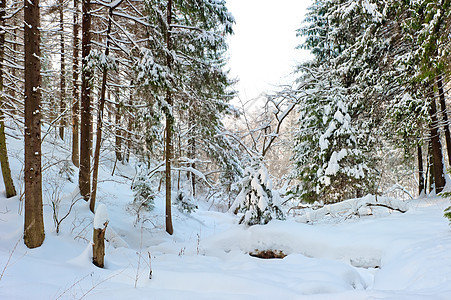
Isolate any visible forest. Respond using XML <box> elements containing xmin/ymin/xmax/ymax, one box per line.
<box><xmin>1</xmin><ymin>0</ymin><xmax>451</xmax><ymax>298</ymax></box>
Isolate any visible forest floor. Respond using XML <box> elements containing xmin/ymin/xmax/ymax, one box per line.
<box><xmin>0</xmin><ymin>129</ymin><xmax>451</xmax><ymax>299</ymax></box>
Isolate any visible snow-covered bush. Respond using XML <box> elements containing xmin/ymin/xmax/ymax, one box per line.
<box><xmin>131</xmin><ymin>174</ymin><xmax>155</xmax><ymax>211</ymax></box>
<box><xmin>230</xmin><ymin>161</ymin><xmax>284</xmax><ymax>226</ymax></box>
<box><xmin>175</xmin><ymin>189</ymin><xmax>198</xmax><ymax>214</ymax></box>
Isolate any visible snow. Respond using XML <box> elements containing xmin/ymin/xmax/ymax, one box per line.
<box><xmin>1</xmin><ymin>126</ymin><xmax>451</xmax><ymax>299</ymax></box>
<box><xmin>93</xmin><ymin>203</ymin><xmax>109</xmax><ymax>229</ymax></box>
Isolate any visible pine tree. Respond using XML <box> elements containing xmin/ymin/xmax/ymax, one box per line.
<box><xmin>292</xmin><ymin>0</ymin><xmax>383</xmax><ymax>203</ymax></box>
<box><xmin>230</xmin><ymin>160</ymin><xmax>284</xmax><ymax>226</ymax></box>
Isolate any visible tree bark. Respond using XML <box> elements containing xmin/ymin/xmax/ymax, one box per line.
<box><xmin>417</xmin><ymin>143</ymin><xmax>424</xmax><ymax>196</ymax></box>
<box><xmin>428</xmin><ymin>92</ymin><xmax>446</xmax><ymax>193</ymax></box>
<box><xmin>0</xmin><ymin>0</ymin><xmax>17</xmax><ymax>198</ymax></box>
<box><xmin>124</xmin><ymin>80</ymin><xmax>133</xmax><ymax>163</ymax></box>
<box><xmin>72</xmin><ymin>0</ymin><xmax>80</xmax><ymax>167</ymax></box>
<box><xmin>24</xmin><ymin>0</ymin><xmax>45</xmax><ymax>248</ymax></box>
<box><xmin>427</xmin><ymin>140</ymin><xmax>434</xmax><ymax>193</ymax></box>
<box><xmin>436</xmin><ymin>75</ymin><xmax>451</xmax><ymax>166</ymax></box>
<box><xmin>92</xmin><ymin>222</ymin><xmax>108</xmax><ymax>268</ymax></box>
<box><xmin>59</xmin><ymin>0</ymin><xmax>66</xmax><ymax>140</ymax></box>
<box><xmin>188</xmin><ymin>110</ymin><xmax>196</xmax><ymax>197</ymax></box>
<box><xmin>79</xmin><ymin>0</ymin><xmax>92</xmax><ymax>201</ymax></box>
<box><xmin>115</xmin><ymin>88</ymin><xmax>122</xmax><ymax>162</ymax></box>
<box><xmin>165</xmin><ymin>0</ymin><xmax>174</xmax><ymax>235</ymax></box>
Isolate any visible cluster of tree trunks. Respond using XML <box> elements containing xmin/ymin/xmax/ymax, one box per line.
<box><xmin>420</xmin><ymin>81</ymin><xmax>449</xmax><ymax>196</ymax></box>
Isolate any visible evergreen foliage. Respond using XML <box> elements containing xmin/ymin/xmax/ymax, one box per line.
<box><xmin>132</xmin><ymin>174</ymin><xmax>156</xmax><ymax>212</ymax></box>
<box><xmin>230</xmin><ymin>161</ymin><xmax>284</xmax><ymax>226</ymax></box>
<box><xmin>292</xmin><ymin>0</ymin><xmax>384</xmax><ymax>203</ymax></box>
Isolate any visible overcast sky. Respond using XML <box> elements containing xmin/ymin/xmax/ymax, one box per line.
<box><xmin>226</xmin><ymin>0</ymin><xmax>312</xmax><ymax>103</ymax></box>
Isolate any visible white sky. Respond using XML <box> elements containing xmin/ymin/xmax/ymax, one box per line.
<box><xmin>226</xmin><ymin>0</ymin><xmax>312</xmax><ymax>104</ymax></box>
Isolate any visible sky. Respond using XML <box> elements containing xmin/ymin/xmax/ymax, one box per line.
<box><xmin>225</xmin><ymin>0</ymin><xmax>313</xmax><ymax>104</ymax></box>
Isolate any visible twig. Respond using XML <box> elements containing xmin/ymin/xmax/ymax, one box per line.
<box><xmin>0</xmin><ymin>234</ymin><xmax>23</xmax><ymax>281</ymax></box>
<box><xmin>78</xmin><ymin>269</ymin><xmax>126</xmax><ymax>300</ymax></box>
<box><xmin>366</xmin><ymin>203</ymin><xmax>407</xmax><ymax>213</ymax></box>
<box><xmin>55</xmin><ymin>272</ymin><xmax>94</xmax><ymax>300</ymax></box>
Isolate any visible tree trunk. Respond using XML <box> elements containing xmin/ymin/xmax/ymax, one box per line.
<box><xmin>92</xmin><ymin>223</ymin><xmax>107</xmax><ymax>268</ymax></box>
<box><xmin>125</xmin><ymin>80</ymin><xmax>133</xmax><ymax>163</ymax></box>
<box><xmin>417</xmin><ymin>143</ymin><xmax>424</xmax><ymax>196</ymax></box>
<box><xmin>0</xmin><ymin>0</ymin><xmax>17</xmax><ymax>198</ymax></box>
<box><xmin>91</xmin><ymin>3</ymin><xmax>117</xmax><ymax>213</ymax></box>
<box><xmin>24</xmin><ymin>0</ymin><xmax>45</xmax><ymax>248</ymax></box>
<box><xmin>165</xmin><ymin>0</ymin><xmax>174</xmax><ymax>235</ymax></box>
<box><xmin>59</xmin><ymin>1</ymin><xmax>66</xmax><ymax>140</ymax></box>
<box><xmin>188</xmin><ymin>111</ymin><xmax>196</xmax><ymax>197</ymax></box>
<box><xmin>115</xmin><ymin>88</ymin><xmax>122</xmax><ymax>162</ymax></box>
<box><xmin>427</xmin><ymin>140</ymin><xmax>434</xmax><ymax>193</ymax></box>
<box><xmin>72</xmin><ymin>0</ymin><xmax>80</xmax><ymax>167</ymax></box>
<box><xmin>428</xmin><ymin>92</ymin><xmax>446</xmax><ymax>193</ymax></box>
<box><xmin>437</xmin><ymin>75</ymin><xmax>451</xmax><ymax>166</ymax></box>
<box><xmin>79</xmin><ymin>0</ymin><xmax>92</xmax><ymax>201</ymax></box>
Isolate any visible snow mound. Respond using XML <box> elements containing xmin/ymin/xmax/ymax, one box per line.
<box><xmin>94</xmin><ymin>203</ymin><xmax>109</xmax><ymax>229</ymax></box>
<box><xmin>293</xmin><ymin>195</ymin><xmax>408</xmax><ymax>224</ymax></box>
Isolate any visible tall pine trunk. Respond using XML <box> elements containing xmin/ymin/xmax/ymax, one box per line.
<box><xmin>0</xmin><ymin>0</ymin><xmax>17</xmax><ymax>198</ymax></box>
<box><xmin>79</xmin><ymin>0</ymin><xmax>92</xmax><ymax>201</ymax></box>
<box><xmin>24</xmin><ymin>0</ymin><xmax>45</xmax><ymax>248</ymax></box>
<box><xmin>436</xmin><ymin>75</ymin><xmax>451</xmax><ymax>166</ymax></box>
<box><xmin>59</xmin><ymin>1</ymin><xmax>66</xmax><ymax>140</ymax></box>
<box><xmin>72</xmin><ymin>0</ymin><xmax>80</xmax><ymax>167</ymax></box>
<box><xmin>165</xmin><ymin>0</ymin><xmax>174</xmax><ymax>235</ymax></box>
<box><xmin>428</xmin><ymin>90</ymin><xmax>446</xmax><ymax>193</ymax></box>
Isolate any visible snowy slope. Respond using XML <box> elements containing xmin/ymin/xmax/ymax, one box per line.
<box><xmin>1</xmin><ymin>129</ymin><xmax>451</xmax><ymax>299</ymax></box>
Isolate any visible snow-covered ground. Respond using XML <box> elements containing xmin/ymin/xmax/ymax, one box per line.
<box><xmin>1</xmin><ymin>130</ymin><xmax>451</xmax><ymax>299</ymax></box>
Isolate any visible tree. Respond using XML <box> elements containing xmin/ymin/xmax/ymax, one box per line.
<box><xmin>90</xmin><ymin>0</ymin><xmax>122</xmax><ymax>213</ymax></box>
<box><xmin>58</xmin><ymin>0</ymin><xmax>66</xmax><ymax>140</ymax></box>
<box><xmin>292</xmin><ymin>0</ymin><xmax>382</xmax><ymax>203</ymax></box>
<box><xmin>0</xmin><ymin>0</ymin><xmax>17</xmax><ymax>198</ymax></box>
<box><xmin>230</xmin><ymin>160</ymin><xmax>284</xmax><ymax>226</ymax></box>
<box><xmin>164</xmin><ymin>0</ymin><xmax>174</xmax><ymax>235</ymax></box>
<box><xmin>24</xmin><ymin>0</ymin><xmax>45</xmax><ymax>248</ymax></box>
<box><xmin>79</xmin><ymin>0</ymin><xmax>92</xmax><ymax>201</ymax></box>
<box><xmin>72</xmin><ymin>0</ymin><xmax>80</xmax><ymax>167</ymax></box>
